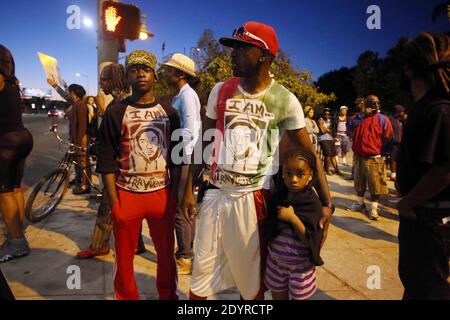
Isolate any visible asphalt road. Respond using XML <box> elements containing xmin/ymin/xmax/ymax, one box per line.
<box><xmin>22</xmin><ymin>114</ymin><xmax>70</xmax><ymax>194</ymax></box>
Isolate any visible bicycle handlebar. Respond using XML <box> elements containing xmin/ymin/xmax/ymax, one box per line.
<box><xmin>50</xmin><ymin>124</ymin><xmax>94</xmax><ymax>152</ymax></box>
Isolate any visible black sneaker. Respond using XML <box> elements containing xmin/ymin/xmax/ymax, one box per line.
<box><xmin>135</xmin><ymin>235</ymin><xmax>145</xmax><ymax>255</ymax></box>
<box><xmin>0</xmin><ymin>239</ymin><xmax>30</xmax><ymax>263</ymax></box>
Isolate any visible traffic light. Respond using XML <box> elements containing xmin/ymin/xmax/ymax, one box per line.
<box><xmin>102</xmin><ymin>1</ymin><xmax>141</xmax><ymax>40</ymax></box>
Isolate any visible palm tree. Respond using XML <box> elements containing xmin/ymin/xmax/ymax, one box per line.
<box><xmin>432</xmin><ymin>1</ymin><xmax>450</xmax><ymax>23</ymax></box>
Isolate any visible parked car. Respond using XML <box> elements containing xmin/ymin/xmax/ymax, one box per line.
<box><xmin>48</xmin><ymin>108</ymin><xmax>64</xmax><ymax>118</ymax></box>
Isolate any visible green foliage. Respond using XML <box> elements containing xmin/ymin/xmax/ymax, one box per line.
<box><xmin>198</xmin><ymin>54</ymin><xmax>233</xmax><ymax>94</ymax></box>
<box><xmin>271</xmin><ymin>51</ymin><xmax>336</xmax><ymax>107</ymax></box>
<box><xmin>156</xmin><ymin>28</ymin><xmax>336</xmax><ymax>107</ymax></box>
<box><xmin>154</xmin><ymin>68</ymin><xmax>177</xmax><ymax>97</ymax></box>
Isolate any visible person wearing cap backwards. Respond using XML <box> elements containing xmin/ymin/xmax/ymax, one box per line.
<box><xmin>333</xmin><ymin>106</ymin><xmax>350</xmax><ymax>166</ymax></box>
<box><xmin>181</xmin><ymin>21</ymin><xmax>333</xmax><ymax>300</ymax></box>
<box><xmin>396</xmin><ymin>32</ymin><xmax>450</xmax><ymax>300</ymax></box>
<box><xmin>347</xmin><ymin>95</ymin><xmax>393</xmax><ymax>221</ymax></box>
<box><xmin>163</xmin><ymin>53</ymin><xmax>202</xmax><ymax>275</ymax></box>
<box><xmin>96</xmin><ymin>50</ymin><xmax>181</xmax><ymax>300</ymax></box>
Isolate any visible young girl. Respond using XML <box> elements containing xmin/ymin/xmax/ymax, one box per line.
<box><xmin>265</xmin><ymin>147</ymin><xmax>324</xmax><ymax>300</ymax></box>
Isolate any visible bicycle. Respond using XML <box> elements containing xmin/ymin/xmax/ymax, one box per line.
<box><xmin>25</xmin><ymin>123</ymin><xmax>102</xmax><ymax>223</ymax></box>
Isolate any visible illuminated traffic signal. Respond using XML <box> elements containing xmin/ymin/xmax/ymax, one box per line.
<box><xmin>102</xmin><ymin>1</ymin><xmax>141</xmax><ymax>40</ymax></box>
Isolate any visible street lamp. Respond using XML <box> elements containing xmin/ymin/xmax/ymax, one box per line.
<box><xmin>190</xmin><ymin>47</ymin><xmax>200</xmax><ymax>58</ymax></box>
<box><xmin>83</xmin><ymin>17</ymin><xmax>94</xmax><ymax>28</ymax></box>
<box><xmin>76</xmin><ymin>73</ymin><xmax>90</xmax><ymax>95</ymax></box>
<box><xmin>190</xmin><ymin>47</ymin><xmax>201</xmax><ymax>68</ymax></box>
<box><xmin>139</xmin><ymin>15</ymin><xmax>154</xmax><ymax>41</ymax></box>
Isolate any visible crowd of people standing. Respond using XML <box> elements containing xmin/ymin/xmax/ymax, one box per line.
<box><xmin>0</xmin><ymin>25</ymin><xmax>448</xmax><ymax>301</ymax></box>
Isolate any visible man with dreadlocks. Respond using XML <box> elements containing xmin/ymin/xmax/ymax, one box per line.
<box><xmin>397</xmin><ymin>32</ymin><xmax>450</xmax><ymax>300</ymax></box>
<box><xmin>76</xmin><ymin>63</ymin><xmax>145</xmax><ymax>259</ymax></box>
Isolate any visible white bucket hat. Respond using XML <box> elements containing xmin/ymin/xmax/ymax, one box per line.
<box><xmin>163</xmin><ymin>53</ymin><xmax>196</xmax><ymax>77</ymax></box>
<box><xmin>340</xmin><ymin>105</ymin><xmax>348</xmax><ymax>110</ymax></box>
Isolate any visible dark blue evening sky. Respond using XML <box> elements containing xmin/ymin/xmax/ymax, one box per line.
<box><xmin>0</xmin><ymin>0</ymin><xmax>448</xmax><ymax>98</ymax></box>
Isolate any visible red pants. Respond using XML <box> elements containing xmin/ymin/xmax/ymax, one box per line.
<box><xmin>111</xmin><ymin>186</ymin><xmax>178</xmax><ymax>300</ymax></box>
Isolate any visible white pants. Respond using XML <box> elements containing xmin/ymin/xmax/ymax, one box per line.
<box><xmin>190</xmin><ymin>189</ymin><xmax>264</xmax><ymax>299</ymax></box>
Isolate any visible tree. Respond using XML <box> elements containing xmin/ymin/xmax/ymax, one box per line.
<box><xmin>432</xmin><ymin>1</ymin><xmax>450</xmax><ymax>23</ymax></box>
<box><xmin>316</xmin><ymin>67</ymin><xmax>357</xmax><ymax>111</ymax></box>
<box><xmin>321</xmin><ymin>38</ymin><xmax>415</xmax><ymax>113</ymax></box>
<box><xmin>157</xmin><ymin>29</ymin><xmax>335</xmax><ymax>107</ymax></box>
<box><xmin>270</xmin><ymin>50</ymin><xmax>336</xmax><ymax>108</ymax></box>
<box><xmin>196</xmin><ymin>29</ymin><xmax>227</xmax><ymax>72</ymax></box>
<box><xmin>197</xmin><ymin>54</ymin><xmax>233</xmax><ymax>94</ymax></box>
<box><xmin>352</xmin><ymin>50</ymin><xmax>383</xmax><ymax>98</ymax></box>
<box><xmin>376</xmin><ymin>37</ymin><xmax>413</xmax><ymax>110</ymax></box>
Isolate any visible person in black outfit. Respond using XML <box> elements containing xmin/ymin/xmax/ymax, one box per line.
<box><xmin>396</xmin><ymin>32</ymin><xmax>450</xmax><ymax>300</ymax></box>
<box><xmin>0</xmin><ymin>45</ymin><xmax>33</xmax><ymax>265</ymax></box>
<box><xmin>0</xmin><ymin>44</ymin><xmax>34</xmax><ymax>298</ymax></box>
<box><xmin>0</xmin><ymin>269</ymin><xmax>14</xmax><ymax>300</ymax></box>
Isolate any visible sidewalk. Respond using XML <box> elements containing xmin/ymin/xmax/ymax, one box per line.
<box><xmin>0</xmin><ymin>165</ymin><xmax>403</xmax><ymax>300</ymax></box>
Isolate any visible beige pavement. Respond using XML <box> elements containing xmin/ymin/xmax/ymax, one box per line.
<box><xmin>0</xmin><ymin>163</ymin><xmax>404</xmax><ymax>300</ymax></box>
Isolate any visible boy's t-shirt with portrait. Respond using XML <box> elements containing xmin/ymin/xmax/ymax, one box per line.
<box><xmin>96</xmin><ymin>97</ymin><xmax>180</xmax><ymax>193</ymax></box>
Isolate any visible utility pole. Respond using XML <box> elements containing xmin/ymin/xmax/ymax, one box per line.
<box><xmin>162</xmin><ymin>42</ymin><xmax>166</xmax><ymax>62</ymax></box>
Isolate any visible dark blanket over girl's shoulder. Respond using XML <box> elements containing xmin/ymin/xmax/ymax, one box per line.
<box><xmin>267</xmin><ymin>188</ymin><xmax>324</xmax><ymax>266</ymax></box>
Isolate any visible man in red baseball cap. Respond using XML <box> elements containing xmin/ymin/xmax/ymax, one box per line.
<box><xmin>219</xmin><ymin>21</ymin><xmax>279</xmax><ymax>56</ymax></box>
<box><xmin>182</xmin><ymin>21</ymin><xmax>333</xmax><ymax>300</ymax></box>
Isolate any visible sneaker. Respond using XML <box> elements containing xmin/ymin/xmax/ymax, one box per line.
<box><xmin>369</xmin><ymin>209</ymin><xmax>380</xmax><ymax>221</ymax></box>
<box><xmin>135</xmin><ymin>235</ymin><xmax>146</xmax><ymax>255</ymax></box>
<box><xmin>0</xmin><ymin>238</ymin><xmax>30</xmax><ymax>263</ymax></box>
<box><xmin>176</xmin><ymin>257</ymin><xmax>192</xmax><ymax>275</ymax></box>
<box><xmin>346</xmin><ymin>202</ymin><xmax>366</xmax><ymax>212</ymax></box>
<box><xmin>76</xmin><ymin>246</ymin><xmax>110</xmax><ymax>259</ymax></box>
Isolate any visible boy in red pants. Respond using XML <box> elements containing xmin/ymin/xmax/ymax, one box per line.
<box><xmin>96</xmin><ymin>50</ymin><xmax>181</xmax><ymax>300</ymax></box>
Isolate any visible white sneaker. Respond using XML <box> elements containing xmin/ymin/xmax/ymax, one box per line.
<box><xmin>369</xmin><ymin>209</ymin><xmax>380</xmax><ymax>221</ymax></box>
<box><xmin>347</xmin><ymin>202</ymin><xmax>366</xmax><ymax>212</ymax></box>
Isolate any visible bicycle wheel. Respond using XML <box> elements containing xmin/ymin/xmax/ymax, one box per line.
<box><xmin>25</xmin><ymin>169</ymin><xmax>69</xmax><ymax>222</ymax></box>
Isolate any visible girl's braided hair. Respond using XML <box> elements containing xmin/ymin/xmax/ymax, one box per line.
<box><xmin>266</xmin><ymin>147</ymin><xmax>318</xmax><ymax>241</ymax></box>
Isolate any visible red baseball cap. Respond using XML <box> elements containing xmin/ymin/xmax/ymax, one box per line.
<box><xmin>219</xmin><ymin>21</ymin><xmax>279</xmax><ymax>56</ymax></box>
